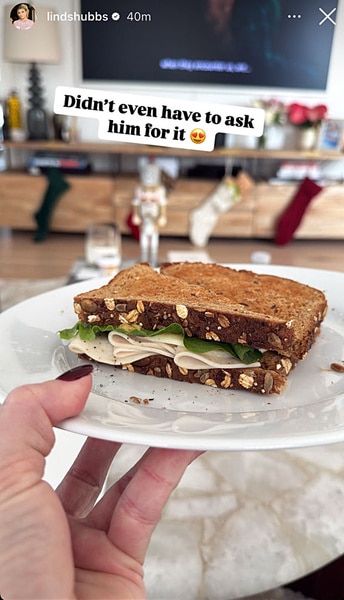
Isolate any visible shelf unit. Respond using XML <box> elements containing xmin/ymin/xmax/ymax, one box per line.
<box><xmin>4</xmin><ymin>140</ymin><xmax>344</xmax><ymax>161</ymax></box>
<box><xmin>1</xmin><ymin>141</ymin><xmax>344</xmax><ymax>239</ymax></box>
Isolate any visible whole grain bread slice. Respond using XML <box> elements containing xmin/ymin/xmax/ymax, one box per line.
<box><xmin>120</xmin><ymin>353</ymin><xmax>288</xmax><ymax>395</ymax></box>
<box><xmin>73</xmin><ymin>262</ymin><xmax>320</xmax><ymax>359</ymax></box>
<box><xmin>76</xmin><ymin>349</ymin><xmax>293</xmax><ymax>395</ymax></box>
<box><xmin>160</xmin><ymin>262</ymin><xmax>328</xmax><ymax>361</ymax></box>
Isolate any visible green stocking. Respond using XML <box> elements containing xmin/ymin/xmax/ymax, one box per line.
<box><xmin>34</xmin><ymin>168</ymin><xmax>70</xmax><ymax>242</ymax></box>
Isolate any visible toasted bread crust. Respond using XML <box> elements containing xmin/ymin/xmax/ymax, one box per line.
<box><xmin>73</xmin><ymin>263</ymin><xmax>306</xmax><ymax>358</ymax></box>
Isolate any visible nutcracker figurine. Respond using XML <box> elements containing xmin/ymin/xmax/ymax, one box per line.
<box><xmin>132</xmin><ymin>160</ymin><xmax>167</xmax><ymax>267</ymax></box>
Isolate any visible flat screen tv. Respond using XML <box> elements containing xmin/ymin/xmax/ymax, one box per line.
<box><xmin>80</xmin><ymin>0</ymin><xmax>338</xmax><ymax>90</ymax></box>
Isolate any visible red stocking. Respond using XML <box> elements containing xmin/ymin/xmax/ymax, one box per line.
<box><xmin>274</xmin><ymin>177</ymin><xmax>322</xmax><ymax>245</ymax></box>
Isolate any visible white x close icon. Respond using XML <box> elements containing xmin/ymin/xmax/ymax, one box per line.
<box><xmin>319</xmin><ymin>7</ymin><xmax>337</xmax><ymax>25</ymax></box>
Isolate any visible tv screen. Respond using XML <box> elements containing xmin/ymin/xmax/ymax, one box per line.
<box><xmin>80</xmin><ymin>0</ymin><xmax>338</xmax><ymax>90</ymax></box>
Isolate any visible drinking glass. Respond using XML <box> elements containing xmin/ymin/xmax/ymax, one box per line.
<box><xmin>85</xmin><ymin>223</ymin><xmax>122</xmax><ymax>275</ymax></box>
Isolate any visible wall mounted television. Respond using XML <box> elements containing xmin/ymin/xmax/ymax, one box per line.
<box><xmin>80</xmin><ymin>0</ymin><xmax>338</xmax><ymax>90</ymax></box>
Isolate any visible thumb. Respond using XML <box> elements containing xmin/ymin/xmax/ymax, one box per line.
<box><xmin>0</xmin><ymin>364</ymin><xmax>93</xmax><ymax>462</ymax></box>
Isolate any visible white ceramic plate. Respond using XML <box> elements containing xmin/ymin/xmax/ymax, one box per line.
<box><xmin>0</xmin><ymin>265</ymin><xmax>343</xmax><ymax>451</ymax></box>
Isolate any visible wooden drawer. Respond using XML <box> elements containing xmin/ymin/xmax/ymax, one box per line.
<box><xmin>253</xmin><ymin>183</ymin><xmax>344</xmax><ymax>239</ymax></box>
<box><xmin>296</xmin><ymin>186</ymin><xmax>344</xmax><ymax>238</ymax></box>
<box><xmin>0</xmin><ymin>172</ymin><xmax>114</xmax><ymax>231</ymax></box>
<box><xmin>252</xmin><ymin>184</ymin><xmax>296</xmax><ymax>237</ymax></box>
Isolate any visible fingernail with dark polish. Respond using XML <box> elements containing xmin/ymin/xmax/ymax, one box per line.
<box><xmin>56</xmin><ymin>364</ymin><xmax>93</xmax><ymax>381</ymax></box>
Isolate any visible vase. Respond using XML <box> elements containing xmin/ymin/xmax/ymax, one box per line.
<box><xmin>263</xmin><ymin>125</ymin><xmax>286</xmax><ymax>150</ymax></box>
<box><xmin>298</xmin><ymin>128</ymin><xmax>318</xmax><ymax>151</ymax></box>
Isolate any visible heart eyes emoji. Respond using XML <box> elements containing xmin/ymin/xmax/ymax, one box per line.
<box><xmin>190</xmin><ymin>128</ymin><xmax>206</xmax><ymax>144</ymax></box>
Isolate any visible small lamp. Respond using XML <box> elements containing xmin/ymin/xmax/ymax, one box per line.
<box><xmin>3</xmin><ymin>5</ymin><xmax>60</xmax><ymax>140</ymax></box>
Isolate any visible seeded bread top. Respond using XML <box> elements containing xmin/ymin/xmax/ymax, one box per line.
<box><xmin>160</xmin><ymin>262</ymin><xmax>328</xmax><ymax>360</ymax></box>
<box><xmin>160</xmin><ymin>261</ymin><xmax>327</xmax><ymax>322</ymax></box>
<box><xmin>73</xmin><ymin>262</ymin><xmax>326</xmax><ymax>359</ymax></box>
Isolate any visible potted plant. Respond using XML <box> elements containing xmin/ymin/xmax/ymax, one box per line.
<box><xmin>287</xmin><ymin>103</ymin><xmax>328</xmax><ymax>150</ymax></box>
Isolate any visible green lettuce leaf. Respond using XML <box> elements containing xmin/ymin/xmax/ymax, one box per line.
<box><xmin>59</xmin><ymin>322</ymin><xmax>184</xmax><ymax>342</ymax></box>
<box><xmin>59</xmin><ymin>321</ymin><xmax>262</xmax><ymax>365</ymax></box>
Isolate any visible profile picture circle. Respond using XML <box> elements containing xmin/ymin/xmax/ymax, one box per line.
<box><xmin>10</xmin><ymin>3</ymin><xmax>36</xmax><ymax>30</ymax></box>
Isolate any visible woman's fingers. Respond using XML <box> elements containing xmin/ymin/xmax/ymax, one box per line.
<box><xmin>86</xmin><ymin>450</ymin><xmax>149</xmax><ymax>530</ymax></box>
<box><xmin>57</xmin><ymin>438</ymin><xmax>121</xmax><ymax>517</ymax></box>
<box><xmin>0</xmin><ymin>368</ymin><xmax>93</xmax><ymax>600</ymax></box>
<box><xmin>106</xmin><ymin>447</ymin><xmax>202</xmax><ymax>564</ymax></box>
<box><xmin>88</xmin><ymin>447</ymin><xmax>203</xmax><ymax>535</ymax></box>
<box><xmin>0</xmin><ymin>370</ymin><xmax>93</xmax><ymax>493</ymax></box>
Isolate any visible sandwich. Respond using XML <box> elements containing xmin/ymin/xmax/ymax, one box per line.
<box><xmin>60</xmin><ymin>262</ymin><xmax>327</xmax><ymax>395</ymax></box>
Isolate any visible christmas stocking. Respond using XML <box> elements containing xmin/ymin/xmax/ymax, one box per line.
<box><xmin>275</xmin><ymin>177</ymin><xmax>322</xmax><ymax>245</ymax></box>
<box><xmin>189</xmin><ymin>177</ymin><xmax>240</xmax><ymax>247</ymax></box>
<box><xmin>34</xmin><ymin>168</ymin><xmax>70</xmax><ymax>242</ymax></box>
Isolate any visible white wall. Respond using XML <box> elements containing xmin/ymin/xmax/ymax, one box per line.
<box><xmin>1</xmin><ymin>0</ymin><xmax>344</xmax><ymax>142</ymax></box>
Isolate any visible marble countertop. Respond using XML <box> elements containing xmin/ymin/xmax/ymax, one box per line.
<box><xmin>105</xmin><ymin>443</ymin><xmax>344</xmax><ymax>600</ymax></box>
<box><xmin>46</xmin><ymin>431</ymin><xmax>328</xmax><ymax>600</ymax></box>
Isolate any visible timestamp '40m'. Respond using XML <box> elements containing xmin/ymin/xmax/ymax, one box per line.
<box><xmin>127</xmin><ymin>11</ymin><xmax>152</xmax><ymax>22</ymax></box>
